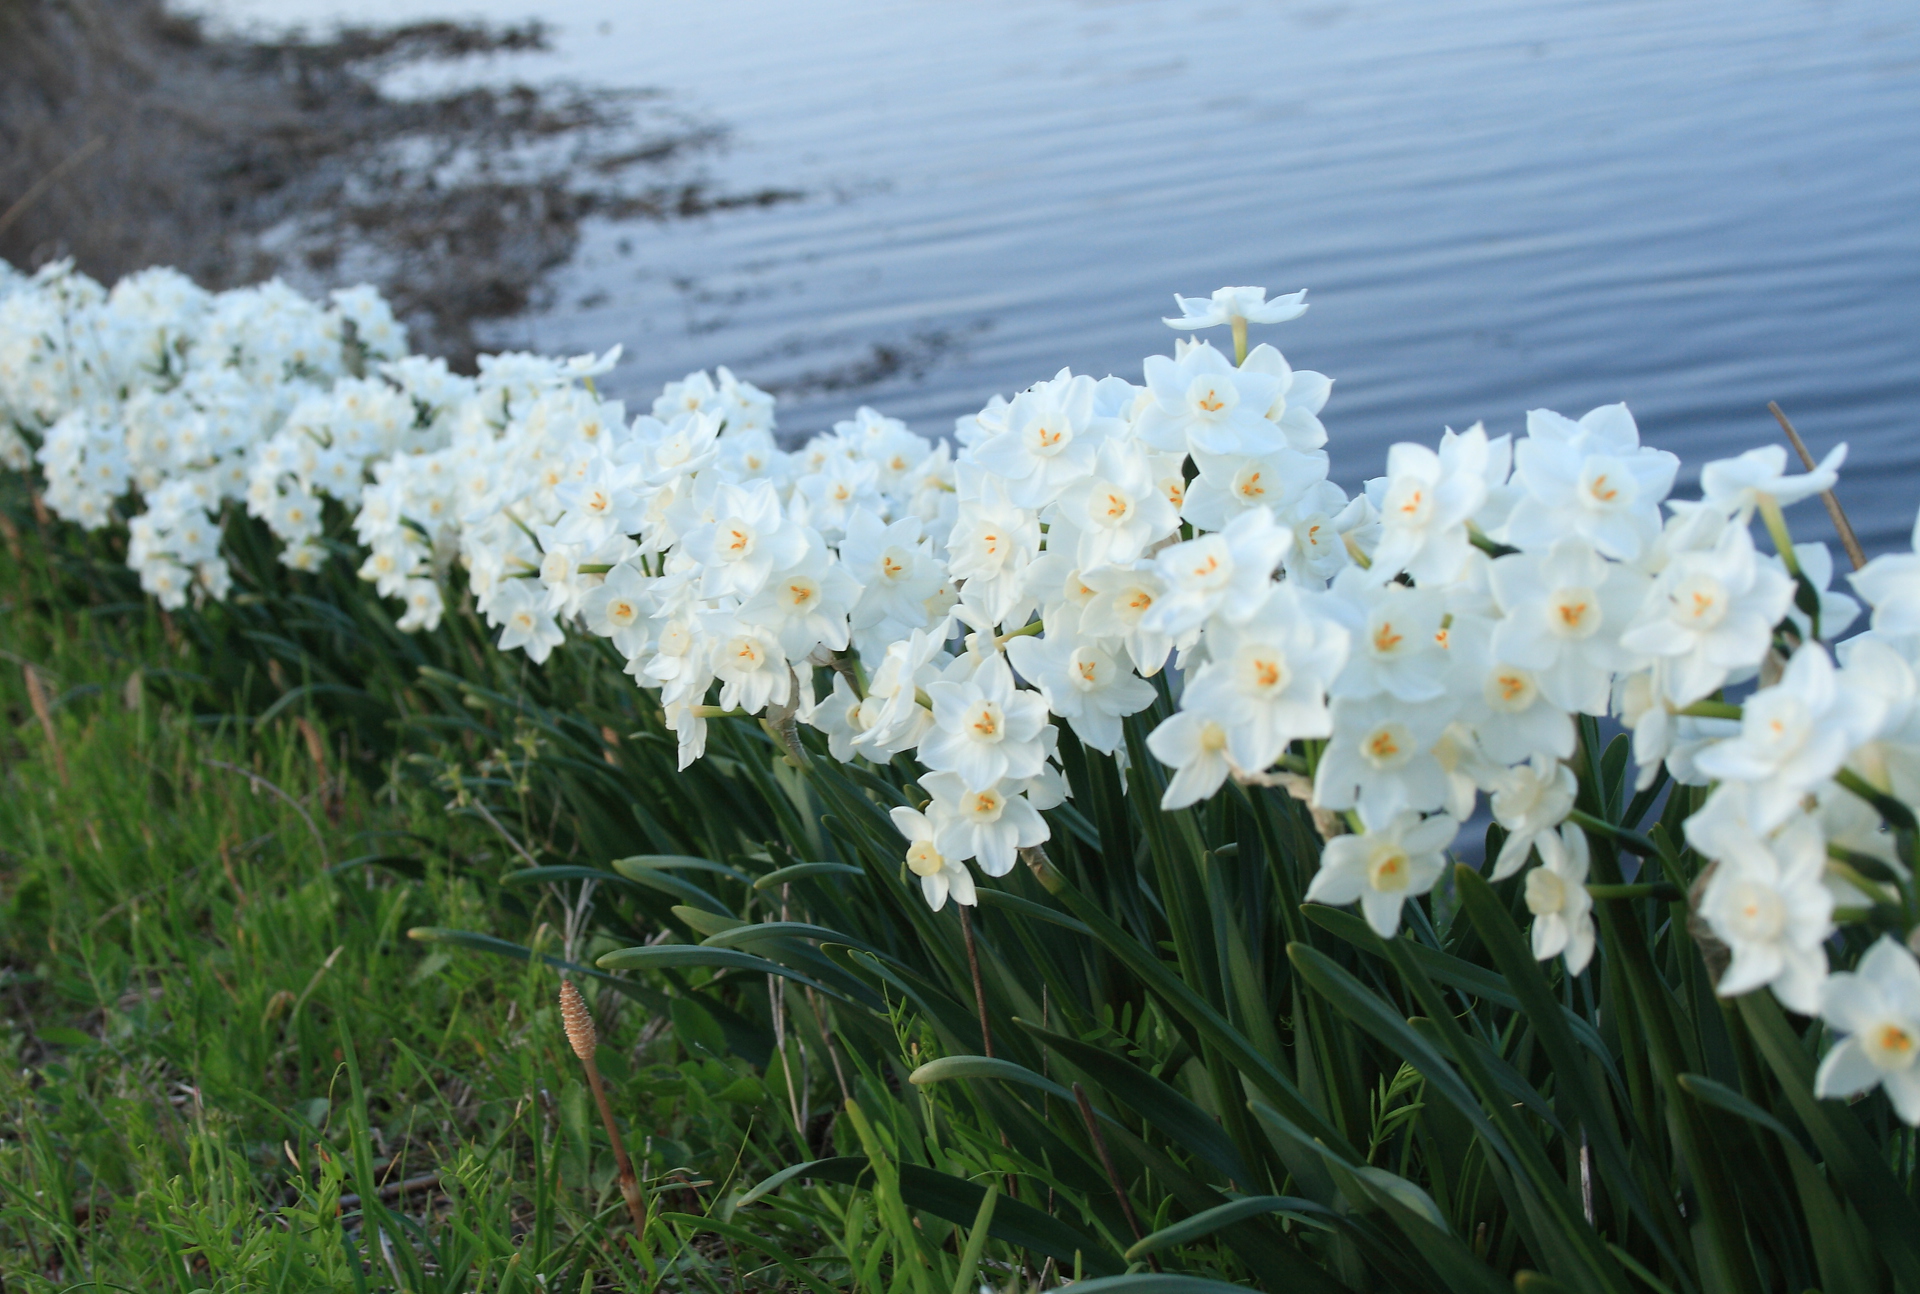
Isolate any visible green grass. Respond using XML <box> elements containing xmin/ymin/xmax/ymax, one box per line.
<box><xmin>0</xmin><ymin>557</ymin><xmax>831</xmax><ymax>1291</ymax></box>
<box><xmin>12</xmin><ymin>470</ymin><xmax>1915</xmax><ymax>1294</ymax></box>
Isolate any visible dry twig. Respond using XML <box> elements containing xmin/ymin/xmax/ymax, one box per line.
<box><xmin>1770</xmin><ymin>400</ymin><xmax>1867</xmax><ymax>571</ymax></box>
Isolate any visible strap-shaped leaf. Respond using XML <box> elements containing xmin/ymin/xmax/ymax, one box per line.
<box><xmin>1678</xmin><ymin>1074</ymin><xmax>1881</xmax><ymax>1294</ymax></box>
<box><xmin>1737</xmin><ymin>992</ymin><xmax>1920</xmax><ymax>1289</ymax></box>
<box><xmin>407</xmin><ymin>927</ymin><xmax>667</xmax><ymax>1013</ymax></box>
<box><xmin>1124</xmin><ymin>1195</ymin><xmax>1333</xmax><ymax>1261</ymax></box>
<box><xmin>409</xmin><ymin>925</ymin><xmax>769</xmax><ymax>1061</ymax></box>
<box><xmin>1302</xmin><ymin>903</ymin><xmax>1517</xmax><ymax>1009</ymax></box>
<box><xmin>704</xmin><ymin>920</ymin><xmax>890</xmax><ymax>960</ymax></box>
<box><xmin>754</xmin><ymin>861</ymin><xmax>865</xmax><ymax>890</ymax></box>
<box><xmin>595</xmin><ymin>944</ymin><xmax>856</xmax><ymax>1004</ymax></box>
<box><xmin>504</xmin><ymin>864</ymin><xmax>636</xmax><ymax>889</ymax></box>
<box><xmin>1454</xmin><ymin>867</ymin><xmax>1689</xmax><ymax>1273</ymax></box>
<box><xmin>1286</xmin><ymin>943</ymin><xmax>1489</xmax><ymax>1135</ymax></box>
<box><xmin>908</xmin><ymin>1054</ymin><xmax>1075</xmax><ymax>1103</ymax></box>
<box><xmin>674</xmin><ymin>904</ymin><xmax>748</xmax><ymax>938</ymax></box>
<box><xmin>607</xmin><ymin>857</ymin><xmax>730</xmax><ymax>914</ymax></box>
<box><xmin>1034</xmin><ymin>859</ymin><xmax>1354</xmax><ymax>1156</ymax></box>
<box><xmin>1063</xmin><ymin>1277</ymin><xmax>1259</xmax><ymax>1294</ymax></box>
<box><xmin>613</xmin><ymin>852</ymin><xmax>755</xmax><ymax>884</ymax></box>
<box><xmin>735</xmin><ymin>1156</ymin><xmax>1124</xmax><ymax>1274</ymax></box>
<box><xmin>1017</xmin><ymin>1019</ymin><xmax>1250</xmax><ymax>1186</ymax></box>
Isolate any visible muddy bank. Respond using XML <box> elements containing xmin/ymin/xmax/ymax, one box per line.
<box><xmin>0</xmin><ymin>0</ymin><xmax>799</xmax><ymax>366</ymax></box>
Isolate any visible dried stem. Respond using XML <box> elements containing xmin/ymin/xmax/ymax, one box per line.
<box><xmin>1072</xmin><ymin>1081</ymin><xmax>1155</xmax><ymax>1268</ymax></box>
<box><xmin>804</xmin><ymin>983</ymin><xmax>851</xmax><ymax>1106</ymax></box>
<box><xmin>1770</xmin><ymin>401</ymin><xmax>1866</xmax><ymax>571</ymax></box>
<box><xmin>22</xmin><ymin>664</ymin><xmax>68</xmax><ymax>788</ymax></box>
<box><xmin>203</xmin><ymin>758</ymin><xmax>327</xmax><ymax>868</ymax></box>
<box><xmin>465</xmin><ymin>796</ymin><xmax>541</xmax><ymax>869</ymax></box>
<box><xmin>0</xmin><ymin>135</ymin><xmax>105</xmax><ymax>240</ymax></box>
<box><xmin>958</xmin><ymin>903</ymin><xmax>993</xmax><ymax>1058</ymax></box>
<box><xmin>559</xmin><ymin>979</ymin><xmax>648</xmax><ymax>1237</ymax></box>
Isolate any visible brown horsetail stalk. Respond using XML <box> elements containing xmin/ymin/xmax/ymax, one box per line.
<box><xmin>1072</xmin><ymin>1081</ymin><xmax>1156</xmax><ymax>1270</ymax></box>
<box><xmin>957</xmin><ymin>903</ymin><xmax>993</xmax><ymax>1058</ymax></box>
<box><xmin>559</xmin><ymin>978</ymin><xmax>648</xmax><ymax>1236</ymax></box>
<box><xmin>1770</xmin><ymin>400</ymin><xmax>1867</xmax><ymax>571</ymax></box>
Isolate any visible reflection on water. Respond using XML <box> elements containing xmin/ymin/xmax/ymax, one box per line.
<box><xmin>215</xmin><ymin>0</ymin><xmax>1920</xmax><ymax>550</ymax></box>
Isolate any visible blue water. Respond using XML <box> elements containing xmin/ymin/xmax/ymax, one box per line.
<box><xmin>216</xmin><ymin>0</ymin><xmax>1920</xmax><ymax>552</ymax></box>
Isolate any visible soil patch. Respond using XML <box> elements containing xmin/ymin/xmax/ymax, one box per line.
<box><xmin>0</xmin><ymin>0</ymin><xmax>800</xmax><ymax>366</ymax></box>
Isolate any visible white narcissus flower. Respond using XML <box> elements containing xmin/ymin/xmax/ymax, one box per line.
<box><xmin>1006</xmin><ymin>629</ymin><xmax>1156</xmax><ymax>755</ymax></box>
<box><xmin>1023</xmin><ymin>548</ymin><xmax>1100</xmax><ymax>633</ymax></box>
<box><xmin>1850</xmin><ymin>507</ymin><xmax>1920</xmax><ymax>637</ymax></box>
<box><xmin>920</xmin><ymin>653</ymin><xmax>1052</xmax><ymax>788</ymax></box>
<box><xmin>1699</xmin><ymin>442</ymin><xmax>1847</xmax><ymax>519</ymax></box>
<box><xmin>918</xmin><ymin>771</ymin><xmax>1049</xmax><ymax>877</ymax></box>
<box><xmin>1133</xmin><ymin>344</ymin><xmax>1288</xmax><ymax>457</ymax></box>
<box><xmin>712</xmin><ymin>622</ymin><xmax>791</xmax><ymax>715</ymax></box>
<box><xmin>1079</xmin><ymin>563</ymin><xmax>1175</xmax><ymax>677</ymax></box>
<box><xmin>1313</xmin><ymin>694</ymin><xmax>1456</xmax><ymax>823</ymax></box>
<box><xmin>1178</xmin><ymin>585</ymin><xmax>1349</xmax><ymax>774</ymax></box>
<box><xmin>1488</xmin><ymin>537</ymin><xmax>1648</xmax><ymax>716</ymax></box>
<box><xmin>1816</xmin><ymin>937</ymin><xmax>1920</xmax><ymax>1123</ymax></box>
<box><xmin>580</xmin><ymin>562</ymin><xmax>655</xmax><ymax>658</ymax></box>
<box><xmin>793</xmin><ymin>453</ymin><xmax>881</xmax><ymax>540</ymax></box>
<box><xmin>492</xmin><ymin>581</ymin><xmax>565</xmax><ymax>664</ymax></box>
<box><xmin>1163</xmin><ymin>286</ymin><xmax>1309</xmax><ymax>330</ymax></box>
<box><xmin>889</xmin><ymin>804</ymin><xmax>976</xmax><ymax>911</ymax></box>
<box><xmin>1839</xmin><ymin>635</ymin><xmax>1920</xmax><ymax>806</ymax></box>
<box><xmin>855</xmin><ymin>626</ymin><xmax>949</xmax><ymax>758</ymax></box>
<box><xmin>1180</xmin><ymin>443</ymin><xmax>1328</xmax><ymax>533</ymax></box>
<box><xmin>1460</xmin><ymin>651</ymin><xmax>1575</xmax><ymax>765</ymax></box>
<box><xmin>1280</xmin><ymin>482</ymin><xmax>1367</xmax><ymax>587</ymax></box>
<box><xmin>395</xmin><ymin>578</ymin><xmax>444</xmax><ymax>633</ymax></box>
<box><xmin>1500</xmin><ymin>404</ymin><xmax>1678</xmax><ymax>563</ymax></box>
<box><xmin>1143</xmin><ymin>507</ymin><xmax>1291</xmax><ymax>641</ymax></box>
<box><xmin>970</xmin><ymin>370</ymin><xmax>1108</xmax><ymax>509</ymax></box>
<box><xmin>1305</xmin><ymin>809</ymin><xmax>1458</xmax><ymax>937</ymax></box>
<box><xmin>946</xmin><ymin>483</ymin><xmax>1040</xmax><ymax>629</ymax></box>
<box><xmin>1619</xmin><ymin>522</ymin><xmax>1794</xmax><ymax>707</ymax></box>
<box><xmin>739</xmin><ymin>541</ymin><xmax>861</xmax><ymax>660</ymax></box>
<box><xmin>1774</xmin><ymin>541</ymin><xmax>1859</xmax><ymax>642</ymax></box>
<box><xmin>682</xmin><ymin>479</ymin><xmax>808</xmax><ymax>601</ymax></box>
<box><xmin>810</xmin><ymin>672</ymin><xmax>869</xmax><ymax>762</ymax></box>
<box><xmin>1366</xmin><ymin>424</ymin><xmax>1507</xmax><ymax>586</ymax></box>
<box><xmin>1239</xmin><ymin>342</ymin><xmax>1332</xmax><ymax>453</ymax></box>
<box><xmin>552</xmin><ymin>453</ymin><xmax>645</xmax><ymax>547</ymax></box>
<box><xmin>1325</xmin><ymin>571</ymin><xmax>1449</xmax><ymax>703</ymax></box>
<box><xmin>1690</xmin><ymin>644</ymin><xmax>1885</xmax><ymax>832</ymax></box>
<box><xmin>1524</xmin><ymin>823</ymin><xmax>1595</xmax><ymax>974</ymax></box>
<box><xmin>1145</xmin><ymin>712</ymin><xmax>1235</xmax><ymax>810</ymax></box>
<box><xmin>840</xmin><ymin>509</ymin><xmax>942</xmax><ymax>658</ymax></box>
<box><xmin>1685</xmin><ymin>787</ymin><xmax>1834</xmax><ymax>1014</ymax></box>
<box><xmin>1488</xmin><ymin>754</ymin><xmax>1577</xmax><ymax>880</ymax></box>
<box><xmin>1055</xmin><ymin>438</ymin><xmax>1181</xmax><ymax>568</ymax></box>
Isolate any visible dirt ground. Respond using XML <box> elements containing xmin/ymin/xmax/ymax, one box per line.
<box><xmin>0</xmin><ymin>0</ymin><xmax>799</xmax><ymax>366</ymax></box>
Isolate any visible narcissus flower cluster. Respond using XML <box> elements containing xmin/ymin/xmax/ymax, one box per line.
<box><xmin>8</xmin><ymin>257</ymin><xmax>1920</xmax><ymax>1120</ymax></box>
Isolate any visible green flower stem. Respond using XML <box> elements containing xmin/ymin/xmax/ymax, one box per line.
<box><xmin>1836</xmin><ymin>767</ymin><xmax>1920</xmax><ymax>832</ymax></box>
<box><xmin>1756</xmin><ymin>492</ymin><xmax>1801</xmax><ymax>578</ymax></box>
<box><xmin>1585</xmin><ymin>882</ymin><xmax>1684</xmax><ymax>902</ymax></box>
<box><xmin>1567</xmin><ymin>808</ymin><xmax>1659</xmax><ymax>858</ymax></box>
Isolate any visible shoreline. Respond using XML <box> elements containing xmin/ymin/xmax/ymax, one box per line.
<box><xmin>0</xmin><ymin>0</ymin><xmax>797</xmax><ymax>367</ymax></box>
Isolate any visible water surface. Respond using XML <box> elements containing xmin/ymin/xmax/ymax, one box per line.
<box><xmin>214</xmin><ymin>0</ymin><xmax>1920</xmax><ymax>551</ymax></box>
